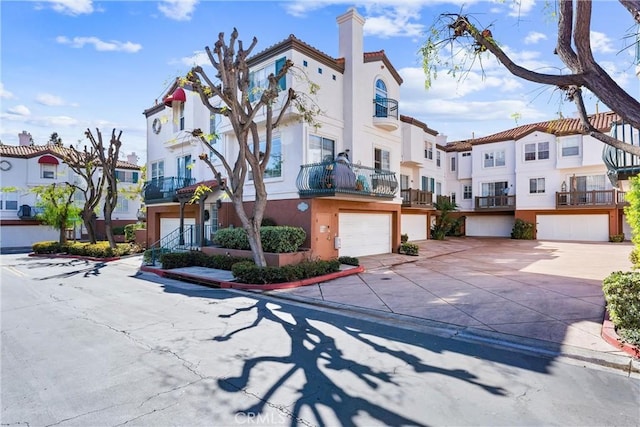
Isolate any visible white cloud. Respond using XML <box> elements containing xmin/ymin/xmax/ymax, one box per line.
<box><xmin>0</xmin><ymin>83</ymin><xmax>15</xmax><ymax>99</ymax></box>
<box><xmin>590</xmin><ymin>31</ymin><xmax>615</xmax><ymax>54</ymax></box>
<box><xmin>56</xmin><ymin>36</ymin><xmax>142</xmax><ymax>53</ymax></box>
<box><xmin>36</xmin><ymin>93</ymin><xmax>65</xmax><ymax>106</ymax></box>
<box><xmin>158</xmin><ymin>0</ymin><xmax>198</xmax><ymax>21</ymax></box>
<box><xmin>7</xmin><ymin>105</ymin><xmax>31</xmax><ymax>116</ymax></box>
<box><xmin>506</xmin><ymin>0</ymin><xmax>536</xmax><ymax>17</ymax></box>
<box><xmin>172</xmin><ymin>51</ymin><xmax>212</xmax><ymax>68</ymax></box>
<box><xmin>45</xmin><ymin>0</ymin><xmax>94</xmax><ymax>15</ymax></box>
<box><xmin>524</xmin><ymin>31</ymin><xmax>547</xmax><ymax>45</ymax></box>
<box><xmin>362</xmin><ymin>5</ymin><xmax>424</xmax><ymax>38</ymax></box>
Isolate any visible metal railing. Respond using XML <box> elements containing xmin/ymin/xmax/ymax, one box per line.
<box><xmin>144</xmin><ymin>224</ymin><xmax>217</xmax><ymax>265</ymax></box>
<box><xmin>475</xmin><ymin>195</ymin><xmax>516</xmax><ymax>210</ymax></box>
<box><xmin>143</xmin><ymin>176</ymin><xmax>196</xmax><ymax>203</ymax></box>
<box><xmin>373</xmin><ymin>98</ymin><xmax>399</xmax><ymax>119</ymax></box>
<box><xmin>556</xmin><ymin>190</ymin><xmax>616</xmax><ymax>208</ymax></box>
<box><xmin>296</xmin><ymin>161</ymin><xmax>398</xmax><ymax>198</ymax></box>
<box><xmin>401</xmin><ymin>189</ymin><xmax>433</xmax><ymax>207</ymax></box>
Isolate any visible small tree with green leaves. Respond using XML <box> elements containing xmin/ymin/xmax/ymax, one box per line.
<box><xmin>32</xmin><ymin>183</ymin><xmax>81</xmax><ymax>245</ymax></box>
<box><xmin>431</xmin><ymin>196</ymin><xmax>459</xmax><ymax>240</ymax></box>
<box><xmin>624</xmin><ymin>176</ymin><xmax>640</xmax><ymax>268</ymax></box>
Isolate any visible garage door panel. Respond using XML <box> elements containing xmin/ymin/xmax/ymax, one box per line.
<box><xmin>466</xmin><ymin>216</ymin><xmax>514</xmax><ymax>237</ymax></box>
<box><xmin>339</xmin><ymin>213</ymin><xmax>391</xmax><ymax>257</ymax></box>
<box><xmin>401</xmin><ymin>214</ymin><xmax>427</xmax><ymax>241</ymax></box>
<box><xmin>536</xmin><ymin>214</ymin><xmax>608</xmax><ymax>241</ymax></box>
<box><xmin>160</xmin><ymin>218</ymin><xmax>196</xmax><ymax>241</ymax></box>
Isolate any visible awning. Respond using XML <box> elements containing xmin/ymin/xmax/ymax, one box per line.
<box><xmin>163</xmin><ymin>87</ymin><xmax>187</xmax><ymax>107</ymax></box>
<box><xmin>38</xmin><ymin>155</ymin><xmax>59</xmax><ymax>165</ymax></box>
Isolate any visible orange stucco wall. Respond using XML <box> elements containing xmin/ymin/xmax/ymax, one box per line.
<box><xmin>515</xmin><ymin>208</ymin><xmax>622</xmax><ymax>239</ymax></box>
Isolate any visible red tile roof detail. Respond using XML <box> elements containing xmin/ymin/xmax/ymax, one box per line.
<box><xmin>400</xmin><ymin>115</ymin><xmax>439</xmax><ymax>136</ymax></box>
<box><xmin>176</xmin><ymin>179</ymin><xmax>221</xmax><ymax>194</ymax></box>
<box><xmin>0</xmin><ymin>144</ymin><xmax>140</xmax><ymax>170</ymax></box>
<box><xmin>363</xmin><ymin>50</ymin><xmax>403</xmax><ymax>85</ymax></box>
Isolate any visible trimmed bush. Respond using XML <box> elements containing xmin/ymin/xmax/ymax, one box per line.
<box><xmin>124</xmin><ymin>223</ymin><xmax>144</xmax><ymax>242</ymax></box>
<box><xmin>511</xmin><ymin>219</ymin><xmax>535</xmax><ymax>240</ymax></box>
<box><xmin>213</xmin><ymin>226</ymin><xmax>306</xmax><ymax>253</ymax></box>
<box><xmin>33</xmin><ymin>241</ymin><xmax>63</xmax><ymax>254</ymax></box>
<box><xmin>400</xmin><ymin>233</ymin><xmax>409</xmax><ymax>243</ymax></box>
<box><xmin>159</xmin><ymin>250</ymin><xmax>251</xmax><ymax>270</ymax></box>
<box><xmin>232</xmin><ymin>259</ymin><xmax>341</xmax><ymax>284</ymax></box>
<box><xmin>338</xmin><ymin>256</ymin><xmax>360</xmax><ymax>266</ymax></box>
<box><xmin>603</xmin><ymin>271</ymin><xmax>640</xmax><ymax>346</ymax></box>
<box><xmin>33</xmin><ymin>240</ymin><xmax>143</xmax><ymax>258</ymax></box>
<box><xmin>399</xmin><ymin>242</ymin><xmax>419</xmax><ymax>256</ymax></box>
<box><xmin>609</xmin><ymin>234</ymin><xmax>625</xmax><ymax>243</ymax></box>
<box><xmin>112</xmin><ymin>226</ymin><xmax>126</xmax><ymax>236</ymax></box>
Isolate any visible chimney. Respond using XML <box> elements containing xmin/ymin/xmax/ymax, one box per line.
<box><xmin>127</xmin><ymin>152</ymin><xmax>139</xmax><ymax>165</ymax></box>
<box><xmin>337</xmin><ymin>8</ymin><xmax>365</xmax><ymax>68</ymax></box>
<box><xmin>18</xmin><ymin>131</ymin><xmax>33</xmax><ymax>146</ymax></box>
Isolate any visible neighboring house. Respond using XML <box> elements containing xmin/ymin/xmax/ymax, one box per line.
<box><xmin>143</xmin><ymin>8</ymin><xmax>411</xmax><ymax>258</ymax></box>
<box><xmin>443</xmin><ymin>112</ymin><xmax>636</xmax><ymax>241</ymax></box>
<box><xmin>0</xmin><ymin>131</ymin><xmax>142</xmax><ymax>249</ymax></box>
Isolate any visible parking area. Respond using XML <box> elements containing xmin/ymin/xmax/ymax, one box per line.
<box><xmin>271</xmin><ymin>237</ymin><xmax>634</xmax><ymax>355</ymax></box>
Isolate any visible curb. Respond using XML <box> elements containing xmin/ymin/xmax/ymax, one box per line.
<box><xmin>139</xmin><ymin>264</ymin><xmax>364</xmax><ymax>290</ymax></box>
<box><xmin>601</xmin><ymin>311</ymin><xmax>640</xmax><ymax>359</ymax></box>
<box><xmin>29</xmin><ymin>253</ymin><xmax>121</xmax><ymax>262</ymax></box>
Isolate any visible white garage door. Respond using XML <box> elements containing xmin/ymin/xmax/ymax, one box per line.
<box><xmin>466</xmin><ymin>216</ymin><xmax>514</xmax><ymax>237</ymax></box>
<box><xmin>536</xmin><ymin>214</ymin><xmax>609</xmax><ymax>241</ymax></box>
<box><xmin>401</xmin><ymin>214</ymin><xmax>427</xmax><ymax>241</ymax></box>
<box><xmin>339</xmin><ymin>213</ymin><xmax>391</xmax><ymax>257</ymax></box>
<box><xmin>160</xmin><ymin>217</ymin><xmax>196</xmax><ymax>243</ymax></box>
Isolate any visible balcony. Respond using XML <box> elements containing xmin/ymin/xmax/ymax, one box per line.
<box><xmin>372</xmin><ymin>98</ymin><xmax>399</xmax><ymax>131</ymax></box>
<box><xmin>617</xmin><ymin>191</ymin><xmax>628</xmax><ymax>207</ymax></box>
<box><xmin>17</xmin><ymin>205</ymin><xmax>43</xmax><ymax>220</ymax></box>
<box><xmin>401</xmin><ymin>189</ymin><xmax>434</xmax><ymax>208</ymax></box>
<box><xmin>296</xmin><ymin>161</ymin><xmax>398</xmax><ymax>199</ymax></box>
<box><xmin>475</xmin><ymin>195</ymin><xmax>516</xmax><ymax>211</ymax></box>
<box><xmin>556</xmin><ymin>190</ymin><xmax>618</xmax><ymax>209</ymax></box>
<box><xmin>143</xmin><ymin>176</ymin><xmax>196</xmax><ymax>204</ymax></box>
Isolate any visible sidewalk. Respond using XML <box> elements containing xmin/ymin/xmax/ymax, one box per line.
<box><xmin>141</xmin><ymin>237</ymin><xmax>639</xmax><ymax>369</ymax></box>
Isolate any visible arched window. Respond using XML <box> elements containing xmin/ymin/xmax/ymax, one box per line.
<box><xmin>374</xmin><ymin>79</ymin><xmax>388</xmax><ymax>117</ymax></box>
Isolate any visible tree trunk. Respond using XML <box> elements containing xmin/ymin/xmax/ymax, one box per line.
<box><xmin>82</xmin><ymin>210</ymin><xmax>97</xmax><ymax>244</ymax></box>
<box><xmin>104</xmin><ymin>202</ymin><xmax>116</xmax><ymax>249</ymax></box>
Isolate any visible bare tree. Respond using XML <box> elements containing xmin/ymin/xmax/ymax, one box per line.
<box><xmin>84</xmin><ymin>128</ymin><xmax>122</xmax><ymax>249</ymax></box>
<box><xmin>184</xmin><ymin>29</ymin><xmax>320</xmax><ymax>267</ymax></box>
<box><xmin>64</xmin><ymin>144</ymin><xmax>105</xmax><ymax>244</ymax></box>
<box><xmin>421</xmin><ymin>0</ymin><xmax>640</xmax><ymax>155</ymax></box>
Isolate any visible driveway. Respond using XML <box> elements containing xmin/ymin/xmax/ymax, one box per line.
<box><xmin>271</xmin><ymin>237</ymin><xmax>634</xmax><ymax>356</ymax></box>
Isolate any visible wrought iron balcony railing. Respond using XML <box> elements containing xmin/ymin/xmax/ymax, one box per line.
<box><xmin>401</xmin><ymin>189</ymin><xmax>434</xmax><ymax>208</ymax></box>
<box><xmin>143</xmin><ymin>176</ymin><xmax>196</xmax><ymax>204</ymax></box>
<box><xmin>556</xmin><ymin>190</ymin><xmax>616</xmax><ymax>208</ymax></box>
<box><xmin>17</xmin><ymin>205</ymin><xmax>43</xmax><ymax>220</ymax></box>
<box><xmin>373</xmin><ymin>98</ymin><xmax>399</xmax><ymax>119</ymax></box>
<box><xmin>475</xmin><ymin>195</ymin><xmax>516</xmax><ymax>210</ymax></box>
<box><xmin>296</xmin><ymin>161</ymin><xmax>398</xmax><ymax>199</ymax></box>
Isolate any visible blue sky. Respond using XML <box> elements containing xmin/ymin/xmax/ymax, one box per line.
<box><xmin>1</xmin><ymin>0</ymin><xmax>637</xmax><ymax>163</ymax></box>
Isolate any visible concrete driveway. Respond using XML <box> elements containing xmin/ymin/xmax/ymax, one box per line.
<box><xmin>271</xmin><ymin>237</ymin><xmax>634</xmax><ymax>357</ymax></box>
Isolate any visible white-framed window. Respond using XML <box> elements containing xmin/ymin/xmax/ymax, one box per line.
<box><xmin>115</xmin><ymin>170</ymin><xmax>139</xmax><ymax>183</ymax></box>
<box><xmin>374</xmin><ymin>79</ymin><xmax>388</xmax><ymax>117</ymax></box>
<box><xmin>483</xmin><ymin>150</ymin><xmax>505</xmax><ymax>168</ymax></box>
<box><xmin>561</xmin><ymin>137</ymin><xmax>580</xmax><ymax>157</ymax></box>
<box><xmin>436</xmin><ymin>151</ymin><xmax>441</xmax><ymax>167</ymax></box>
<box><xmin>400</xmin><ymin>174</ymin><xmax>410</xmax><ymax>190</ymax></box>
<box><xmin>177</xmin><ymin>154</ymin><xmax>192</xmax><ymax>180</ymax></box>
<box><xmin>250</xmin><ymin>137</ymin><xmax>282</xmax><ymax>179</ymax></box>
<box><xmin>115</xmin><ymin>198</ymin><xmax>129</xmax><ymax>213</ymax></box>
<box><xmin>173</xmin><ymin>102</ymin><xmax>185</xmax><ymax>132</ymax></box>
<box><xmin>249</xmin><ymin>57</ymin><xmax>287</xmax><ymax>102</ymax></box>
<box><xmin>463</xmin><ymin>185</ymin><xmax>472</xmax><ymax>199</ymax></box>
<box><xmin>462</xmin><ymin>152</ymin><xmax>471</xmax><ymax>157</ymax></box>
<box><xmin>421</xmin><ymin>176</ymin><xmax>435</xmax><ymax>192</ymax></box>
<box><xmin>425</xmin><ymin>142</ymin><xmax>433</xmax><ymax>160</ymax></box>
<box><xmin>374</xmin><ymin>148</ymin><xmax>390</xmax><ymax>171</ymax></box>
<box><xmin>151</xmin><ymin>160</ymin><xmax>164</xmax><ymax>183</ymax></box>
<box><xmin>436</xmin><ymin>181</ymin><xmax>442</xmax><ymax>196</ymax></box>
<box><xmin>450</xmin><ymin>156</ymin><xmax>456</xmax><ymax>172</ymax></box>
<box><xmin>309</xmin><ymin>135</ymin><xmax>335</xmax><ymax>163</ymax></box>
<box><xmin>482</xmin><ymin>181</ymin><xmax>508</xmax><ymax>197</ymax></box>
<box><xmin>529</xmin><ymin>178</ymin><xmax>545</xmax><ymax>194</ymax></box>
<box><xmin>0</xmin><ymin>191</ymin><xmax>18</xmax><ymax>211</ymax></box>
<box><xmin>41</xmin><ymin>164</ymin><xmax>56</xmax><ymax>179</ymax></box>
<box><xmin>524</xmin><ymin>141</ymin><xmax>550</xmax><ymax>161</ymax></box>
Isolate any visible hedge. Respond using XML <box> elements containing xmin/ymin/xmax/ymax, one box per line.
<box><xmin>231</xmin><ymin>259</ymin><xmax>341</xmax><ymax>284</ymax></box>
<box><xmin>603</xmin><ymin>271</ymin><xmax>640</xmax><ymax>346</ymax></box>
<box><xmin>159</xmin><ymin>250</ymin><xmax>252</xmax><ymax>270</ymax></box>
<box><xmin>32</xmin><ymin>241</ymin><xmax>143</xmax><ymax>258</ymax></box>
<box><xmin>213</xmin><ymin>226</ymin><xmax>306</xmax><ymax>253</ymax></box>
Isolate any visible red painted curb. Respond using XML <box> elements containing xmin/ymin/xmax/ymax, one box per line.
<box><xmin>29</xmin><ymin>253</ymin><xmax>121</xmax><ymax>262</ymax></box>
<box><xmin>601</xmin><ymin>311</ymin><xmax>640</xmax><ymax>359</ymax></box>
<box><xmin>139</xmin><ymin>264</ymin><xmax>365</xmax><ymax>290</ymax></box>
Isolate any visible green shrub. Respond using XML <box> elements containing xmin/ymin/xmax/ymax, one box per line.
<box><xmin>511</xmin><ymin>219</ymin><xmax>535</xmax><ymax>240</ymax></box>
<box><xmin>261</xmin><ymin>217</ymin><xmax>277</xmax><ymax>226</ymax></box>
<box><xmin>400</xmin><ymin>233</ymin><xmax>409</xmax><ymax>243</ymax></box>
<box><xmin>609</xmin><ymin>234</ymin><xmax>625</xmax><ymax>243</ymax></box>
<box><xmin>158</xmin><ymin>250</ymin><xmax>251</xmax><ymax>270</ymax></box>
<box><xmin>124</xmin><ymin>223</ymin><xmax>144</xmax><ymax>242</ymax></box>
<box><xmin>603</xmin><ymin>271</ymin><xmax>640</xmax><ymax>346</ymax></box>
<box><xmin>630</xmin><ymin>248</ymin><xmax>640</xmax><ymax>270</ymax></box>
<box><xmin>338</xmin><ymin>256</ymin><xmax>360</xmax><ymax>266</ymax></box>
<box><xmin>32</xmin><ymin>241</ymin><xmax>62</xmax><ymax>254</ymax></box>
<box><xmin>112</xmin><ymin>226</ymin><xmax>126</xmax><ymax>236</ymax></box>
<box><xmin>213</xmin><ymin>226</ymin><xmax>306</xmax><ymax>253</ymax></box>
<box><xmin>232</xmin><ymin>259</ymin><xmax>340</xmax><ymax>284</ymax></box>
<box><xmin>399</xmin><ymin>242</ymin><xmax>419</xmax><ymax>256</ymax></box>
<box><xmin>33</xmin><ymin>241</ymin><xmax>142</xmax><ymax>258</ymax></box>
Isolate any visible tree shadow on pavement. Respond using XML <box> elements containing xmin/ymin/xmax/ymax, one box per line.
<box><xmin>211</xmin><ymin>298</ymin><xmax>508</xmax><ymax>426</ymax></box>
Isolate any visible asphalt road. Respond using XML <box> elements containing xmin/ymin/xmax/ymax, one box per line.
<box><xmin>1</xmin><ymin>254</ymin><xmax>639</xmax><ymax>426</ymax></box>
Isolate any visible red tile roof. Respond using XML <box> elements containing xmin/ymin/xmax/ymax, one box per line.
<box><xmin>443</xmin><ymin>111</ymin><xmax>621</xmax><ymax>152</ymax></box>
<box><xmin>176</xmin><ymin>179</ymin><xmax>221</xmax><ymax>194</ymax></box>
<box><xmin>0</xmin><ymin>143</ymin><xmax>140</xmax><ymax>169</ymax></box>
<box><xmin>400</xmin><ymin>115</ymin><xmax>439</xmax><ymax>136</ymax></box>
